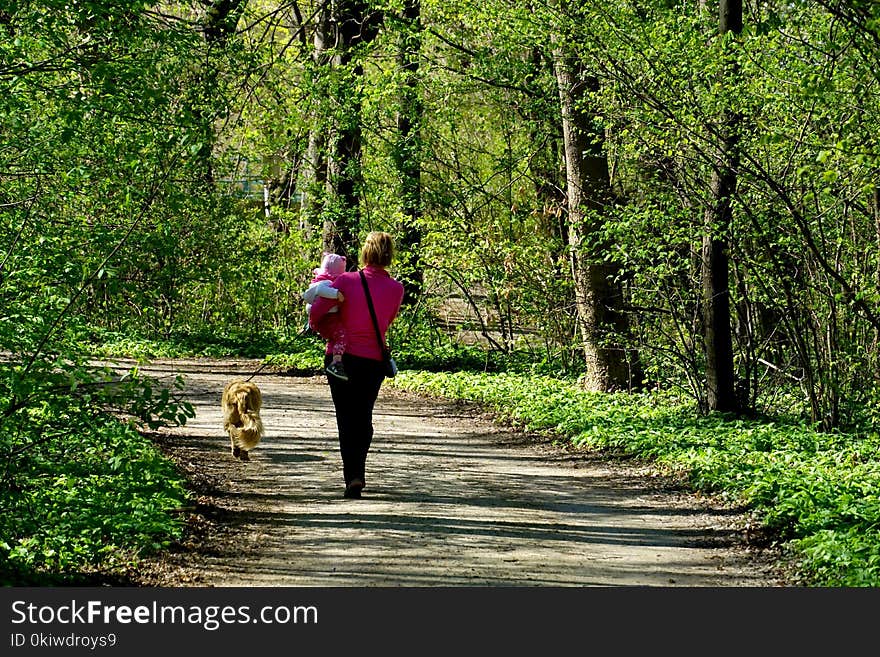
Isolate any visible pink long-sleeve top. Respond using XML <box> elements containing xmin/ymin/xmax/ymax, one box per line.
<box><xmin>309</xmin><ymin>266</ymin><xmax>404</xmax><ymax>361</ymax></box>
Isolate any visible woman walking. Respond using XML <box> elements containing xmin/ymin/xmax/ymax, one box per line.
<box><xmin>308</xmin><ymin>232</ymin><xmax>405</xmax><ymax>499</ymax></box>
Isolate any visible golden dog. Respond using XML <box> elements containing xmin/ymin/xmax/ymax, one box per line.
<box><xmin>221</xmin><ymin>380</ymin><xmax>264</xmax><ymax>462</ymax></box>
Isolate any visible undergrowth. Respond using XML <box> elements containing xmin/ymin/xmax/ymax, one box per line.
<box><xmin>0</xmin><ymin>359</ymin><xmax>193</xmax><ymax>585</ymax></box>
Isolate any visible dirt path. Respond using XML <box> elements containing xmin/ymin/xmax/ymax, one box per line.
<box><xmin>129</xmin><ymin>358</ymin><xmax>788</xmax><ymax>587</ymax></box>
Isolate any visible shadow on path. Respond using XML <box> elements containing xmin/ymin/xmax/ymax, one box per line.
<box><xmin>130</xmin><ymin>359</ymin><xmax>785</xmax><ymax>587</ymax></box>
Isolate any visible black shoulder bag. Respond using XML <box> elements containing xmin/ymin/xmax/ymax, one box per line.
<box><xmin>359</xmin><ymin>270</ymin><xmax>398</xmax><ymax>378</ymax></box>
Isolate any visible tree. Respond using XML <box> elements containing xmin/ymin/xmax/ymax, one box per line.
<box><xmin>302</xmin><ymin>2</ymin><xmax>333</xmax><ymax>228</ymax></box>
<box><xmin>195</xmin><ymin>0</ymin><xmax>248</xmax><ymax>184</ymax></box>
<box><xmin>394</xmin><ymin>0</ymin><xmax>424</xmax><ymax>304</ymax></box>
<box><xmin>701</xmin><ymin>0</ymin><xmax>741</xmax><ymax>413</ymax></box>
<box><xmin>321</xmin><ymin>0</ymin><xmax>383</xmax><ymax>266</ymax></box>
<box><xmin>553</xmin><ymin>3</ymin><xmax>642</xmax><ymax>392</ymax></box>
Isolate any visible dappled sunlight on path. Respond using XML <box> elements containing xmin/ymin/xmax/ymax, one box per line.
<box><xmin>131</xmin><ymin>359</ymin><xmax>782</xmax><ymax>587</ymax></box>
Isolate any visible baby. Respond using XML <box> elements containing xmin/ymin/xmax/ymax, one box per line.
<box><xmin>302</xmin><ymin>252</ymin><xmax>348</xmax><ymax>381</ymax></box>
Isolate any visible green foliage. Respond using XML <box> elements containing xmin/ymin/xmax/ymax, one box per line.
<box><xmin>391</xmin><ymin>370</ymin><xmax>880</xmax><ymax>586</ymax></box>
<box><xmin>0</xmin><ymin>360</ymin><xmax>193</xmax><ymax>584</ymax></box>
<box><xmin>792</xmin><ymin>528</ymin><xmax>880</xmax><ymax>587</ymax></box>
<box><xmin>0</xmin><ymin>421</ymin><xmax>187</xmax><ymax>585</ymax></box>
<box><xmin>4</xmin><ymin>0</ymin><xmax>880</xmax><ymax>587</ymax></box>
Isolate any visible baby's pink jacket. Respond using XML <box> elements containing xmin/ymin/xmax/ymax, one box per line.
<box><xmin>308</xmin><ymin>266</ymin><xmax>404</xmax><ymax>360</ymax></box>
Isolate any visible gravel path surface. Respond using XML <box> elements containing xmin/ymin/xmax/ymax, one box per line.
<box><xmin>129</xmin><ymin>358</ymin><xmax>787</xmax><ymax>587</ymax></box>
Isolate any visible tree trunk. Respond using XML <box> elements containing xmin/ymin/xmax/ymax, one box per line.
<box><xmin>701</xmin><ymin>0</ymin><xmax>741</xmax><ymax>413</ymax></box>
<box><xmin>301</xmin><ymin>3</ymin><xmax>332</xmax><ymax>233</ymax></box>
<box><xmin>874</xmin><ymin>185</ymin><xmax>880</xmax><ymax>377</ymax></box>
<box><xmin>323</xmin><ymin>58</ymin><xmax>363</xmax><ymax>267</ymax></box>
<box><xmin>394</xmin><ymin>0</ymin><xmax>424</xmax><ymax>304</ymax></box>
<box><xmin>320</xmin><ymin>0</ymin><xmax>383</xmax><ymax>268</ymax></box>
<box><xmin>196</xmin><ymin>0</ymin><xmax>247</xmax><ymax>185</ymax></box>
<box><xmin>553</xmin><ymin>50</ymin><xmax>642</xmax><ymax>392</ymax></box>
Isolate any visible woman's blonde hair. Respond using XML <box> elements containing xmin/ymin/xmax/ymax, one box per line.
<box><xmin>360</xmin><ymin>231</ymin><xmax>395</xmax><ymax>268</ymax></box>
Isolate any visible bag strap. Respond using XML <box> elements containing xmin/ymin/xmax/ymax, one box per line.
<box><xmin>359</xmin><ymin>269</ymin><xmax>388</xmax><ymax>355</ymax></box>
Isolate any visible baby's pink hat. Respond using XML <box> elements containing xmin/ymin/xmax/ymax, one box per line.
<box><xmin>316</xmin><ymin>253</ymin><xmax>346</xmax><ymax>277</ymax></box>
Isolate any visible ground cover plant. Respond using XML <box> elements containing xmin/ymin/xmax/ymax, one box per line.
<box><xmin>0</xmin><ymin>360</ymin><xmax>194</xmax><ymax>585</ymax></box>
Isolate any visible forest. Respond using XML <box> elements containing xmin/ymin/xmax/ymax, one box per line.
<box><xmin>2</xmin><ymin>0</ymin><xmax>880</xmax><ymax>586</ymax></box>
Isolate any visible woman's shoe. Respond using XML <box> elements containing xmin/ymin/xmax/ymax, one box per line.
<box><xmin>344</xmin><ymin>478</ymin><xmax>364</xmax><ymax>499</ymax></box>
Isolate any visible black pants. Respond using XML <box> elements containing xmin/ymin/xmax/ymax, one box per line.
<box><xmin>325</xmin><ymin>353</ymin><xmax>386</xmax><ymax>486</ymax></box>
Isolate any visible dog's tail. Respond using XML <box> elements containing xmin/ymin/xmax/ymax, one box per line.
<box><xmin>234</xmin><ymin>390</ymin><xmax>264</xmax><ymax>449</ymax></box>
